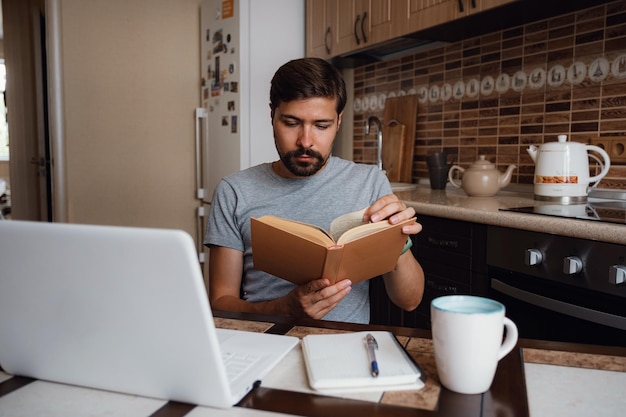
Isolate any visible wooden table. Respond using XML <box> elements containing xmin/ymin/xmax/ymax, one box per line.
<box><xmin>1</xmin><ymin>310</ymin><xmax>625</xmax><ymax>417</ymax></box>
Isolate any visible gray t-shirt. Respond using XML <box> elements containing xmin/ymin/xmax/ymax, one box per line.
<box><xmin>204</xmin><ymin>156</ymin><xmax>392</xmax><ymax>323</ymax></box>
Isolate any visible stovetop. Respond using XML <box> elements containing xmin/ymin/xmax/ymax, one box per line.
<box><xmin>502</xmin><ymin>199</ymin><xmax>626</xmax><ymax>225</ymax></box>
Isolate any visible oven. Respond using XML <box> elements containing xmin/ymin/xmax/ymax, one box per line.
<box><xmin>486</xmin><ymin>225</ymin><xmax>626</xmax><ymax>347</ymax></box>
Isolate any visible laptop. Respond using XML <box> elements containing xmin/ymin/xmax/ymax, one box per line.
<box><xmin>0</xmin><ymin>220</ymin><xmax>299</xmax><ymax>408</ymax></box>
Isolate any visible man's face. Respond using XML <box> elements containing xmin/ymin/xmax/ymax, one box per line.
<box><xmin>271</xmin><ymin>97</ymin><xmax>343</xmax><ymax>178</ymax></box>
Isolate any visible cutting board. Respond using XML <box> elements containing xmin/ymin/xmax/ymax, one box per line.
<box><xmin>383</xmin><ymin>96</ymin><xmax>419</xmax><ymax>183</ymax></box>
<box><xmin>382</xmin><ymin>121</ymin><xmax>406</xmax><ymax>182</ymax></box>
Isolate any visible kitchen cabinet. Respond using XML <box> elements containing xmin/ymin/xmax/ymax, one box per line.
<box><xmin>370</xmin><ymin>214</ymin><xmax>488</xmax><ymax>328</ymax></box>
<box><xmin>307</xmin><ymin>0</ymin><xmax>518</xmax><ymax>59</ymax></box>
<box><xmin>338</xmin><ymin>0</ymin><xmax>392</xmax><ymax>56</ymax></box>
<box><xmin>399</xmin><ymin>0</ymin><xmax>517</xmax><ymax>36</ymax></box>
<box><xmin>306</xmin><ymin>0</ymin><xmax>335</xmax><ymax>58</ymax></box>
<box><xmin>306</xmin><ymin>0</ymin><xmax>392</xmax><ymax>59</ymax></box>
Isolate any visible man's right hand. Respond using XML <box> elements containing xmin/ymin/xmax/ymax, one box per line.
<box><xmin>283</xmin><ymin>278</ymin><xmax>352</xmax><ymax>319</ymax></box>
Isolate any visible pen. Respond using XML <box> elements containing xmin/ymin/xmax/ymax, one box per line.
<box><xmin>365</xmin><ymin>333</ymin><xmax>379</xmax><ymax>377</ymax></box>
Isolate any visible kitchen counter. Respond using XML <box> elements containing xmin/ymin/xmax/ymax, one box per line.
<box><xmin>1</xmin><ymin>311</ymin><xmax>625</xmax><ymax>417</ymax></box>
<box><xmin>394</xmin><ymin>184</ymin><xmax>626</xmax><ymax>245</ymax></box>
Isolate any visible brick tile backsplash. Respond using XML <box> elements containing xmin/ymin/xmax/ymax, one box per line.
<box><xmin>352</xmin><ymin>0</ymin><xmax>626</xmax><ymax>189</ymax></box>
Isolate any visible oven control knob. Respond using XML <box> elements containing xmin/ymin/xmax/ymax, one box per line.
<box><xmin>563</xmin><ymin>256</ymin><xmax>583</xmax><ymax>274</ymax></box>
<box><xmin>525</xmin><ymin>249</ymin><xmax>543</xmax><ymax>266</ymax></box>
<box><xmin>609</xmin><ymin>265</ymin><xmax>626</xmax><ymax>285</ymax></box>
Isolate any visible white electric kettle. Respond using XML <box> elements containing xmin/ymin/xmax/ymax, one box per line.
<box><xmin>527</xmin><ymin>135</ymin><xmax>611</xmax><ymax>204</ymax></box>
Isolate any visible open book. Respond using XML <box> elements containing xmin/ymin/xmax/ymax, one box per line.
<box><xmin>301</xmin><ymin>331</ymin><xmax>425</xmax><ymax>392</ymax></box>
<box><xmin>250</xmin><ymin>209</ymin><xmax>415</xmax><ymax>285</ymax></box>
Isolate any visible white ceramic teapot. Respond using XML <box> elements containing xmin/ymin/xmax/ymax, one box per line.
<box><xmin>527</xmin><ymin>135</ymin><xmax>611</xmax><ymax>204</ymax></box>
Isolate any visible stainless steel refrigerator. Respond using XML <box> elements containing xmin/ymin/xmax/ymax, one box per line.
<box><xmin>194</xmin><ymin>0</ymin><xmax>305</xmax><ymax>278</ymax></box>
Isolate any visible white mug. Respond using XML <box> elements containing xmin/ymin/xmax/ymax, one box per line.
<box><xmin>431</xmin><ymin>295</ymin><xmax>518</xmax><ymax>394</ymax></box>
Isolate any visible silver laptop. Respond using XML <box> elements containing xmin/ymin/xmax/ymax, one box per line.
<box><xmin>0</xmin><ymin>220</ymin><xmax>299</xmax><ymax>408</ymax></box>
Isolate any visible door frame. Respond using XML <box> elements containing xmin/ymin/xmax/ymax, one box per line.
<box><xmin>3</xmin><ymin>0</ymin><xmax>66</xmax><ymax>222</ymax></box>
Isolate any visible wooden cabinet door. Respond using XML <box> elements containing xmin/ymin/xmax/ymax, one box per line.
<box><xmin>396</xmin><ymin>0</ymin><xmax>516</xmax><ymax>37</ymax></box>
<box><xmin>306</xmin><ymin>0</ymin><xmax>337</xmax><ymax>58</ymax></box>
<box><xmin>335</xmin><ymin>0</ymin><xmax>356</xmax><ymax>55</ymax></box>
<box><xmin>336</xmin><ymin>0</ymin><xmax>392</xmax><ymax>57</ymax></box>
<box><xmin>454</xmin><ymin>0</ymin><xmax>476</xmax><ymax>19</ymax></box>
<box><xmin>459</xmin><ymin>0</ymin><xmax>517</xmax><ymax>17</ymax></box>
<box><xmin>307</xmin><ymin>0</ymin><xmax>392</xmax><ymax>59</ymax></box>
<box><xmin>389</xmin><ymin>0</ymin><xmax>408</xmax><ymax>39</ymax></box>
<box><xmin>367</xmin><ymin>0</ymin><xmax>392</xmax><ymax>45</ymax></box>
<box><xmin>404</xmin><ymin>0</ymin><xmax>457</xmax><ymax>34</ymax></box>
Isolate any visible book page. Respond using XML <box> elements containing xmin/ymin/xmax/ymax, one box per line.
<box><xmin>336</xmin><ymin>217</ymin><xmax>415</xmax><ymax>245</ymax></box>
<box><xmin>256</xmin><ymin>216</ymin><xmax>335</xmax><ymax>246</ymax></box>
<box><xmin>328</xmin><ymin>209</ymin><xmax>367</xmax><ymax>241</ymax></box>
<box><xmin>336</xmin><ymin>221</ymin><xmax>396</xmax><ymax>244</ymax></box>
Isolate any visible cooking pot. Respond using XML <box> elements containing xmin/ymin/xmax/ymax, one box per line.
<box><xmin>527</xmin><ymin>135</ymin><xmax>611</xmax><ymax>204</ymax></box>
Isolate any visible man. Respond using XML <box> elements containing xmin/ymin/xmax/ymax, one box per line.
<box><xmin>205</xmin><ymin>58</ymin><xmax>424</xmax><ymax>324</ymax></box>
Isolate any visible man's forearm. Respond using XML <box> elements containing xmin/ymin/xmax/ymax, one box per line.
<box><xmin>383</xmin><ymin>252</ymin><xmax>425</xmax><ymax>311</ymax></box>
<box><xmin>211</xmin><ymin>294</ymin><xmax>293</xmax><ymax>317</ymax></box>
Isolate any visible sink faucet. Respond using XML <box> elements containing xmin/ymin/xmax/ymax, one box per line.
<box><xmin>365</xmin><ymin>116</ymin><xmax>383</xmax><ymax>170</ymax></box>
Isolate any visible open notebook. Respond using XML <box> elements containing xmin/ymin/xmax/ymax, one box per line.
<box><xmin>0</xmin><ymin>220</ymin><xmax>299</xmax><ymax>408</ymax></box>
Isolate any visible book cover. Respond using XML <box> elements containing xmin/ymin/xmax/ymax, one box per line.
<box><xmin>250</xmin><ymin>210</ymin><xmax>415</xmax><ymax>285</ymax></box>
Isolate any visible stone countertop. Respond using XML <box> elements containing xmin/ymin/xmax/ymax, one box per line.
<box><xmin>394</xmin><ymin>184</ymin><xmax>626</xmax><ymax>245</ymax></box>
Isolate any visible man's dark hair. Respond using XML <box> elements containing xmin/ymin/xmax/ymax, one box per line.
<box><xmin>270</xmin><ymin>58</ymin><xmax>347</xmax><ymax>115</ymax></box>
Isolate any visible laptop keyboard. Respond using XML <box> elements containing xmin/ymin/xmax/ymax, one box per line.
<box><xmin>222</xmin><ymin>351</ymin><xmax>261</xmax><ymax>380</ymax></box>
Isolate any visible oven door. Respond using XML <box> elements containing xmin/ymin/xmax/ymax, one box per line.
<box><xmin>488</xmin><ymin>266</ymin><xmax>626</xmax><ymax>347</ymax></box>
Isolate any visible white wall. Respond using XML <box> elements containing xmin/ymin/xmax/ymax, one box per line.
<box><xmin>59</xmin><ymin>0</ymin><xmax>201</xmax><ymax>235</ymax></box>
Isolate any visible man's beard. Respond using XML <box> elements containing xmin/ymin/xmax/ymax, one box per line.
<box><xmin>279</xmin><ymin>148</ymin><xmax>327</xmax><ymax>177</ymax></box>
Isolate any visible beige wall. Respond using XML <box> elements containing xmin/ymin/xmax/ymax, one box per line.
<box><xmin>59</xmin><ymin>0</ymin><xmax>200</xmax><ymax>235</ymax></box>
<box><xmin>0</xmin><ymin>161</ymin><xmax>8</xmax><ymax>182</ymax></box>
